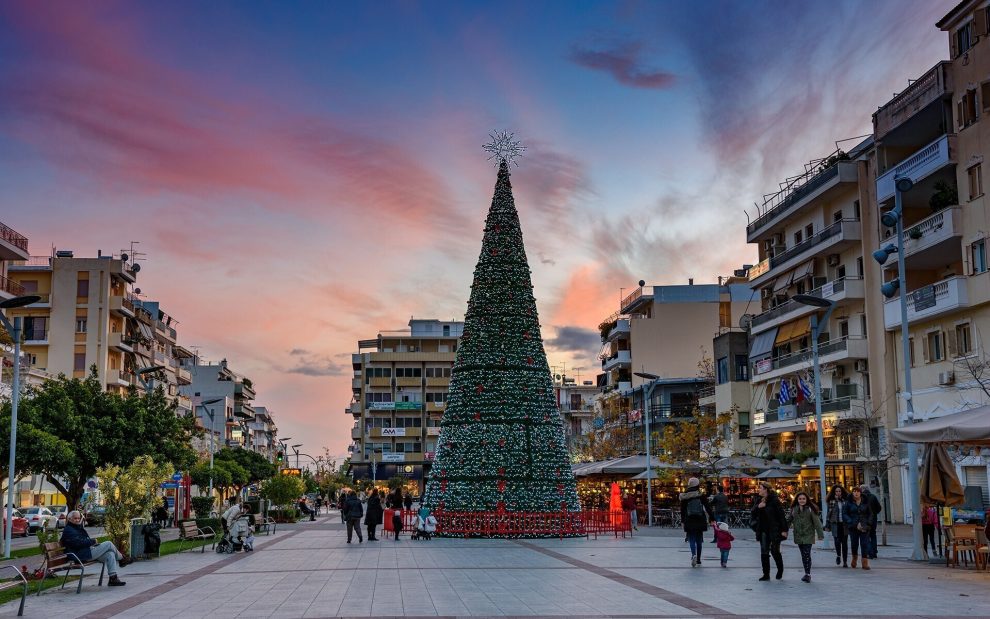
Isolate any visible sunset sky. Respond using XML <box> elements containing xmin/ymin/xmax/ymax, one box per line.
<box><xmin>0</xmin><ymin>1</ymin><xmax>952</xmax><ymax>460</ymax></box>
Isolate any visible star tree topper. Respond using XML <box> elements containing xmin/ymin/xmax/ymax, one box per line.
<box><xmin>483</xmin><ymin>130</ymin><xmax>526</xmax><ymax>167</ymax></box>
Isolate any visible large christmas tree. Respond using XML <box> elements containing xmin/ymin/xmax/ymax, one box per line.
<box><xmin>422</xmin><ymin>140</ymin><xmax>580</xmax><ymax>523</ymax></box>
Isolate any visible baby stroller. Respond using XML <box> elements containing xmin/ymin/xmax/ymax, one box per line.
<box><xmin>217</xmin><ymin>513</ymin><xmax>252</xmax><ymax>554</ymax></box>
<box><xmin>411</xmin><ymin>508</ymin><xmax>437</xmax><ymax>541</ymax></box>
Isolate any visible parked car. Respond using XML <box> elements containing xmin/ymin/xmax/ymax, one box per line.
<box><xmin>2</xmin><ymin>510</ymin><xmax>29</xmax><ymax>537</ymax></box>
<box><xmin>50</xmin><ymin>505</ymin><xmax>68</xmax><ymax>529</ymax></box>
<box><xmin>21</xmin><ymin>506</ymin><xmax>54</xmax><ymax>533</ymax></box>
<box><xmin>85</xmin><ymin>506</ymin><xmax>107</xmax><ymax>527</ymax></box>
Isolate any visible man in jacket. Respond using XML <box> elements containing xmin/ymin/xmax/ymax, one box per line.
<box><xmin>861</xmin><ymin>484</ymin><xmax>882</xmax><ymax>559</ymax></box>
<box><xmin>621</xmin><ymin>492</ymin><xmax>638</xmax><ymax>531</ymax></box>
<box><xmin>709</xmin><ymin>487</ymin><xmax>730</xmax><ymax>542</ymax></box>
<box><xmin>343</xmin><ymin>491</ymin><xmax>364</xmax><ymax>543</ymax></box>
<box><xmin>60</xmin><ymin>510</ymin><xmax>130</xmax><ymax>586</ymax></box>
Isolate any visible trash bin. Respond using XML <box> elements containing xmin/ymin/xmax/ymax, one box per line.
<box><xmin>129</xmin><ymin>517</ymin><xmax>148</xmax><ymax>559</ymax></box>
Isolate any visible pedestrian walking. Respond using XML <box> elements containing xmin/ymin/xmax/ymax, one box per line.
<box><xmin>844</xmin><ymin>486</ymin><xmax>872</xmax><ymax>570</ymax></box>
<box><xmin>621</xmin><ymin>491</ymin><xmax>639</xmax><ymax>531</ymax></box>
<box><xmin>921</xmin><ymin>504</ymin><xmax>941</xmax><ymax>557</ymax></box>
<box><xmin>825</xmin><ymin>485</ymin><xmax>849</xmax><ymax>567</ymax></box>
<box><xmin>710</xmin><ymin>487</ymin><xmax>729</xmax><ymax>542</ymax></box>
<box><xmin>365</xmin><ymin>488</ymin><xmax>383</xmax><ymax>541</ymax></box>
<box><xmin>861</xmin><ymin>484</ymin><xmax>882</xmax><ymax>559</ymax></box>
<box><xmin>679</xmin><ymin>477</ymin><xmax>714</xmax><ymax>567</ymax></box>
<box><xmin>338</xmin><ymin>493</ymin><xmax>347</xmax><ymax>524</ymax></box>
<box><xmin>751</xmin><ymin>482</ymin><xmax>787</xmax><ymax>581</ymax></box>
<box><xmin>712</xmin><ymin>521</ymin><xmax>734</xmax><ymax>567</ymax></box>
<box><xmin>403</xmin><ymin>492</ymin><xmax>413</xmax><ymax>511</ymax></box>
<box><xmin>790</xmin><ymin>492</ymin><xmax>824</xmax><ymax>582</ymax></box>
<box><xmin>344</xmin><ymin>491</ymin><xmax>364</xmax><ymax>544</ymax></box>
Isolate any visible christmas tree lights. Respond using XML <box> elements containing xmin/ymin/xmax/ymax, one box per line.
<box><xmin>422</xmin><ymin>151</ymin><xmax>580</xmax><ymax>534</ymax></box>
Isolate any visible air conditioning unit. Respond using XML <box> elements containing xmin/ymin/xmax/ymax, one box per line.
<box><xmin>761</xmin><ymin>288</ymin><xmax>773</xmax><ymax>299</ymax></box>
<box><xmin>827</xmin><ymin>254</ymin><xmax>841</xmax><ymax>267</ymax></box>
<box><xmin>408</xmin><ymin>346</ymin><xmax>418</xmax><ymax>352</ymax></box>
<box><xmin>938</xmin><ymin>371</ymin><xmax>955</xmax><ymax>385</ymax></box>
<box><xmin>854</xmin><ymin>360</ymin><xmax>868</xmax><ymax>372</ymax></box>
<box><xmin>832</xmin><ymin>365</ymin><xmax>846</xmax><ymax>378</ymax></box>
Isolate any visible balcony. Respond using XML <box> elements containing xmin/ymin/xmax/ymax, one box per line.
<box><xmin>351</xmin><ymin>426</ymin><xmax>362</xmax><ymax>440</ymax></box>
<box><xmin>751</xmin><ymin>277</ymin><xmax>865</xmax><ymax>334</ymax></box>
<box><xmin>752</xmin><ymin>336</ymin><xmax>868</xmax><ymax>382</ymax></box>
<box><xmin>620</xmin><ymin>287</ymin><xmax>652</xmax><ymax>315</ymax></box>
<box><xmin>395</xmin><ymin>377</ymin><xmax>422</xmax><ymax>387</ymax></box>
<box><xmin>234</xmin><ymin>403</ymin><xmax>254</xmax><ymax>419</ymax></box>
<box><xmin>0</xmin><ymin>220</ymin><xmax>29</xmax><ymax>261</ymax></box>
<box><xmin>876</xmin><ymin>134</ymin><xmax>955</xmax><ymax>203</ymax></box>
<box><xmin>0</xmin><ymin>274</ymin><xmax>25</xmax><ymax>299</ymax></box>
<box><xmin>176</xmin><ymin>367</ymin><xmax>192</xmax><ymax>385</ymax></box>
<box><xmin>752</xmin><ymin>395</ymin><xmax>868</xmax><ymax>436</ymax></box>
<box><xmin>107</xmin><ymin>369</ymin><xmax>135</xmax><ymax>387</ymax></box>
<box><xmin>426</xmin><ymin>402</ymin><xmax>446</xmax><ymax>413</ymax></box>
<box><xmin>22</xmin><ymin>328</ymin><xmax>47</xmax><ymax>344</ymax></box>
<box><xmin>109</xmin><ymin>332</ymin><xmax>133</xmax><ymax>352</ymax></box>
<box><xmin>601</xmin><ymin>350</ymin><xmax>631</xmax><ymax>371</ymax></box>
<box><xmin>605</xmin><ymin>319</ymin><xmax>630</xmax><ymax>342</ymax></box>
<box><xmin>109</xmin><ymin>295</ymin><xmax>135</xmax><ymax>318</ymax></box>
<box><xmin>883</xmin><ymin>275</ymin><xmax>969</xmax><ymax>330</ymax></box>
<box><xmin>235</xmin><ymin>381</ymin><xmax>255</xmax><ymax>400</ymax></box>
<box><xmin>874</xmin><ymin>61</ymin><xmax>952</xmax><ymax>140</ymax></box>
<box><xmin>747</xmin><ymin>160</ymin><xmax>859</xmax><ymax>241</ymax></box>
<box><xmin>426</xmin><ymin>376</ymin><xmax>450</xmax><ymax>388</ymax></box>
<box><xmin>882</xmin><ymin>206</ymin><xmax>962</xmax><ymax>271</ymax></box>
<box><xmin>749</xmin><ymin>220</ymin><xmax>861</xmax><ymax>287</ymax></box>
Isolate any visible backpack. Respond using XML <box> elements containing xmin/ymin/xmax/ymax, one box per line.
<box><xmin>686</xmin><ymin>497</ymin><xmax>705</xmax><ymax>518</ymax></box>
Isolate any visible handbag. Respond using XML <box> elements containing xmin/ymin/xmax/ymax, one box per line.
<box><xmin>856</xmin><ymin>521</ymin><xmax>871</xmax><ymax>533</ymax></box>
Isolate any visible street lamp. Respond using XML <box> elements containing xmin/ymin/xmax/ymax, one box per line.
<box><xmin>792</xmin><ymin>293</ymin><xmax>836</xmax><ymax>548</ymax></box>
<box><xmin>136</xmin><ymin>365</ymin><xmax>166</xmax><ymax>395</ymax></box>
<box><xmin>291</xmin><ymin>444</ymin><xmax>302</xmax><ymax>468</ymax></box>
<box><xmin>196</xmin><ymin>397</ymin><xmax>224</xmax><ymax>497</ymax></box>
<box><xmin>0</xmin><ymin>294</ymin><xmax>42</xmax><ymax>559</ymax></box>
<box><xmin>633</xmin><ymin>371</ymin><xmax>660</xmax><ymax>526</ymax></box>
<box><xmin>874</xmin><ymin>175</ymin><xmax>925</xmax><ymax>561</ymax></box>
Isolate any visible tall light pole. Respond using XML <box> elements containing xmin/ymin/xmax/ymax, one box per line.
<box><xmin>136</xmin><ymin>365</ymin><xmax>166</xmax><ymax>395</ymax></box>
<box><xmin>793</xmin><ymin>293</ymin><xmax>836</xmax><ymax>548</ymax></box>
<box><xmin>633</xmin><ymin>371</ymin><xmax>660</xmax><ymax>526</ymax></box>
<box><xmin>0</xmin><ymin>294</ymin><xmax>41</xmax><ymax>559</ymax></box>
<box><xmin>874</xmin><ymin>175</ymin><xmax>924</xmax><ymax>561</ymax></box>
<box><xmin>196</xmin><ymin>397</ymin><xmax>223</xmax><ymax>497</ymax></box>
<box><xmin>292</xmin><ymin>444</ymin><xmax>302</xmax><ymax>469</ymax></box>
<box><xmin>278</xmin><ymin>438</ymin><xmax>291</xmax><ymax>470</ymax></box>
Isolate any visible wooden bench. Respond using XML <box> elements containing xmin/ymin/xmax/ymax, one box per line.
<box><xmin>255</xmin><ymin>516</ymin><xmax>277</xmax><ymax>536</ymax></box>
<box><xmin>177</xmin><ymin>520</ymin><xmax>216</xmax><ymax>553</ymax></box>
<box><xmin>0</xmin><ymin>565</ymin><xmax>28</xmax><ymax>615</ymax></box>
<box><xmin>38</xmin><ymin>542</ymin><xmax>105</xmax><ymax>597</ymax></box>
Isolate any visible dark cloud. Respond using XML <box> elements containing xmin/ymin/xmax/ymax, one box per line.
<box><xmin>285</xmin><ymin>361</ymin><xmax>345</xmax><ymax>377</ymax></box>
<box><xmin>538</xmin><ymin>252</ymin><xmax>556</xmax><ymax>266</ymax></box>
<box><xmin>289</xmin><ymin>348</ymin><xmax>309</xmax><ymax>356</ymax></box>
<box><xmin>570</xmin><ymin>42</ymin><xmax>675</xmax><ymax>89</ymax></box>
<box><xmin>546</xmin><ymin>326</ymin><xmax>601</xmax><ymax>355</ymax></box>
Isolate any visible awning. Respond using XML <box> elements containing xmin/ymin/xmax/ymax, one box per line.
<box><xmin>138</xmin><ymin>322</ymin><xmax>154</xmax><ymax>340</ymax></box>
<box><xmin>749</xmin><ymin>327</ymin><xmax>778</xmax><ymax>359</ymax></box>
<box><xmin>792</xmin><ymin>260</ymin><xmax>815</xmax><ymax>281</ymax></box>
<box><xmin>601</xmin><ymin>455</ymin><xmax>677</xmax><ymax>475</ymax></box>
<box><xmin>775</xmin><ymin>319</ymin><xmax>811</xmax><ymax>344</ymax></box>
<box><xmin>773</xmin><ymin>272</ymin><xmax>793</xmax><ymax>292</ymax></box>
<box><xmin>889</xmin><ymin>405</ymin><xmax>990</xmax><ymax>445</ymax></box>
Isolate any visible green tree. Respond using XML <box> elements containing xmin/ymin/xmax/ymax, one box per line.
<box><xmin>259</xmin><ymin>474</ymin><xmax>305</xmax><ymax>507</ymax></box>
<box><xmin>96</xmin><ymin>455</ymin><xmax>171</xmax><ymax>553</ymax></box>
<box><xmin>212</xmin><ymin>460</ymin><xmax>247</xmax><ymax>499</ymax></box>
<box><xmin>422</xmin><ymin>158</ymin><xmax>578</xmax><ymax>517</ymax></box>
<box><xmin>213</xmin><ymin>447</ymin><xmax>276</xmax><ymax>492</ymax></box>
<box><xmin>0</xmin><ymin>369</ymin><xmax>198</xmax><ymax>507</ymax></box>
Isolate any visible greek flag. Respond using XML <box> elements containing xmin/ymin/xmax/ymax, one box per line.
<box><xmin>799</xmin><ymin>375</ymin><xmax>813</xmax><ymax>401</ymax></box>
<box><xmin>778</xmin><ymin>380</ymin><xmax>791</xmax><ymax>404</ymax></box>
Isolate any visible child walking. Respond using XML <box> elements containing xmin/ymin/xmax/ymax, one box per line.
<box><xmin>790</xmin><ymin>492</ymin><xmax>825</xmax><ymax>582</ymax></box>
<box><xmin>712</xmin><ymin>521</ymin><xmax>734</xmax><ymax>567</ymax></box>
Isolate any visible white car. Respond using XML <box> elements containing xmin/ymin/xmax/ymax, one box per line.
<box><xmin>21</xmin><ymin>507</ymin><xmax>54</xmax><ymax>533</ymax></box>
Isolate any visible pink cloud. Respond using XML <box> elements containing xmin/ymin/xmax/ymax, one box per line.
<box><xmin>570</xmin><ymin>42</ymin><xmax>676</xmax><ymax>89</ymax></box>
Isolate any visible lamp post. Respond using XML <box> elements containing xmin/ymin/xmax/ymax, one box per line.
<box><xmin>292</xmin><ymin>444</ymin><xmax>302</xmax><ymax>469</ymax></box>
<box><xmin>792</xmin><ymin>293</ymin><xmax>836</xmax><ymax>549</ymax></box>
<box><xmin>136</xmin><ymin>365</ymin><xmax>166</xmax><ymax>395</ymax></box>
<box><xmin>196</xmin><ymin>397</ymin><xmax>223</xmax><ymax>497</ymax></box>
<box><xmin>0</xmin><ymin>294</ymin><xmax>42</xmax><ymax>559</ymax></box>
<box><xmin>633</xmin><ymin>371</ymin><xmax>660</xmax><ymax>526</ymax></box>
<box><xmin>874</xmin><ymin>175</ymin><xmax>925</xmax><ymax>561</ymax></box>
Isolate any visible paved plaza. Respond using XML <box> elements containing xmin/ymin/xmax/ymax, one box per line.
<box><xmin>1</xmin><ymin>513</ymin><xmax>986</xmax><ymax>619</ymax></box>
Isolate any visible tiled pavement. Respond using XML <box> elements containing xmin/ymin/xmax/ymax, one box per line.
<box><xmin>1</xmin><ymin>513</ymin><xmax>986</xmax><ymax>618</ymax></box>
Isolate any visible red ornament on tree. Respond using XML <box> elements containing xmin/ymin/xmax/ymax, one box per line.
<box><xmin>497</xmin><ymin>479</ymin><xmax>506</xmax><ymax>493</ymax></box>
<box><xmin>498</xmin><ymin>467</ymin><xmax>506</xmax><ymax>476</ymax></box>
<box><xmin>474</xmin><ymin>412</ymin><xmax>482</xmax><ymax>421</ymax></box>
<box><xmin>441</xmin><ymin>480</ymin><xmax>448</xmax><ymax>492</ymax></box>
<box><xmin>523</xmin><ymin>331</ymin><xmax>530</xmax><ymax>339</ymax></box>
<box><xmin>476</xmin><ymin>384</ymin><xmax>484</xmax><ymax>393</ymax></box>
<box><xmin>526</xmin><ymin>356</ymin><xmax>534</xmax><ymax>365</ymax></box>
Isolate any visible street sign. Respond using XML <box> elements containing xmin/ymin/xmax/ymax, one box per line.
<box><xmin>172</xmin><ymin>472</ymin><xmax>183</xmax><ymax>482</ymax></box>
<box><xmin>280</xmin><ymin>468</ymin><xmax>302</xmax><ymax>476</ymax></box>
<box><xmin>160</xmin><ymin>482</ymin><xmax>180</xmax><ymax>489</ymax></box>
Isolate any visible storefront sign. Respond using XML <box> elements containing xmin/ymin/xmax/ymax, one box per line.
<box><xmin>381</xmin><ymin>427</ymin><xmax>406</xmax><ymax>437</ymax></box>
<box><xmin>369</xmin><ymin>402</ymin><xmax>395</xmax><ymax>410</ymax></box>
<box><xmin>912</xmin><ymin>285</ymin><xmax>936</xmax><ymax>311</ymax></box>
<box><xmin>426</xmin><ymin>427</ymin><xmax>440</xmax><ymax>436</ymax></box>
<box><xmin>805</xmin><ymin>418</ymin><xmax>835</xmax><ymax>432</ymax></box>
<box><xmin>280</xmin><ymin>468</ymin><xmax>302</xmax><ymax>476</ymax></box>
<box><xmin>382</xmin><ymin>453</ymin><xmax>405</xmax><ymax>462</ymax></box>
<box><xmin>395</xmin><ymin>402</ymin><xmax>421</xmax><ymax>410</ymax></box>
<box><xmin>424</xmin><ymin>451</ymin><xmax>435</xmax><ymax>460</ymax></box>
<box><xmin>753</xmin><ymin>412</ymin><xmax>766</xmax><ymax>425</ymax></box>
<box><xmin>755</xmin><ymin>358</ymin><xmax>773</xmax><ymax>375</ymax></box>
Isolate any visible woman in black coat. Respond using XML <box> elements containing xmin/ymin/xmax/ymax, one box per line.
<box><xmin>751</xmin><ymin>482</ymin><xmax>788</xmax><ymax>581</ymax></box>
<box><xmin>679</xmin><ymin>477</ymin><xmax>715</xmax><ymax>567</ymax></box>
<box><xmin>365</xmin><ymin>489</ymin><xmax>383</xmax><ymax>541</ymax></box>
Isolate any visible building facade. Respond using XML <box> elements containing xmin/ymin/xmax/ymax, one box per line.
<box><xmin>180</xmin><ymin>357</ymin><xmax>257</xmax><ymax>452</ymax></box>
<box><xmin>553</xmin><ymin>377</ymin><xmax>598</xmax><ymax>454</ymax></box>
<box><xmin>249</xmin><ymin>406</ymin><xmax>279</xmax><ymax>462</ymax></box>
<box><xmin>347</xmin><ymin>318</ymin><xmax>463</xmax><ymax>494</ymax></box>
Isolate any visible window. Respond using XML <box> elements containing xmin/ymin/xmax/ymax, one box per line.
<box><xmin>856</xmin><ymin>257</ymin><xmax>864</xmax><ymax>278</ymax></box>
<box><xmin>425</xmin><ymin>391</ymin><xmax>448</xmax><ymax>403</ymax></box>
<box><xmin>836</xmin><ymin>265</ymin><xmax>846</xmax><ymax>280</ymax></box>
<box><xmin>424</xmin><ymin>367</ymin><xmax>452</xmax><ymax>378</ymax></box>
<box><xmin>839</xmin><ymin>320</ymin><xmax>849</xmax><ymax>338</ymax></box>
<box><xmin>366</xmin><ymin>392</ymin><xmax>393</xmax><ymax>403</ymax></box>
<box><xmin>75</xmin><ymin>319</ymin><xmax>87</xmax><ymax>333</ymax></box>
<box><xmin>734</xmin><ymin>355</ymin><xmax>749</xmax><ymax>381</ymax></box>
<box><xmin>955</xmin><ymin>21</ymin><xmax>973</xmax><ymax>57</ymax></box>
<box><xmin>395</xmin><ymin>416</ymin><xmax>422</xmax><ymax>428</ymax></box>
<box><xmin>908</xmin><ymin>337</ymin><xmax>915</xmax><ymax>367</ymax></box>
<box><xmin>956</xmin><ymin>323</ymin><xmax>973</xmax><ymax>356</ymax></box>
<box><xmin>805</xmin><ymin>224</ymin><xmax>814</xmax><ymax>239</ymax></box>
<box><xmin>443</xmin><ymin>325</ymin><xmax>450</xmax><ymax>336</ymax></box>
<box><xmin>716</xmin><ymin>357</ymin><xmax>729</xmax><ymax>385</ymax></box>
<box><xmin>395</xmin><ymin>367</ymin><xmax>422</xmax><ymax>378</ymax></box>
<box><xmin>982</xmin><ymin>81</ymin><xmax>990</xmax><ymax>112</ymax></box>
<box><xmin>23</xmin><ymin>316</ymin><xmax>46</xmax><ymax>340</ymax></box>
<box><xmin>794</xmin><ymin>230</ymin><xmax>803</xmax><ymax>245</ymax></box>
<box><xmin>366</xmin><ymin>367</ymin><xmax>392</xmax><ymax>379</ymax></box>
<box><xmin>969</xmin><ymin>164</ymin><xmax>983</xmax><ymax>200</ymax></box>
<box><xmin>833</xmin><ymin>210</ymin><xmax>843</xmax><ymax>223</ymax></box>
<box><xmin>367</xmin><ymin>417</ymin><xmax>392</xmax><ymax>428</ymax></box>
<box><xmin>861</xmin><ymin>315</ymin><xmax>868</xmax><ymax>339</ymax></box>
<box><xmin>926</xmin><ymin>331</ymin><xmax>944</xmax><ymax>363</ymax></box>
<box><xmin>958</xmin><ymin>90</ymin><xmax>978</xmax><ymax>129</ymax></box>
<box><xmin>394</xmin><ymin>441</ymin><xmax>421</xmax><ymax>453</ymax></box>
<box><xmin>76</xmin><ymin>278</ymin><xmax>89</xmax><ymax>298</ymax></box>
<box><xmin>74</xmin><ymin>353</ymin><xmax>86</xmax><ymax>372</ymax></box>
<box><xmin>972</xmin><ymin>239</ymin><xmax>987</xmax><ymax>274</ymax></box>
<box><xmin>19</xmin><ymin>280</ymin><xmax>38</xmax><ymax>293</ymax></box>
<box><xmin>853</xmin><ymin>200</ymin><xmax>861</xmax><ymax>220</ymax></box>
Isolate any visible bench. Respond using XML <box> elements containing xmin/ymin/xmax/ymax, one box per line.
<box><xmin>0</xmin><ymin>565</ymin><xmax>28</xmax><ymax>615</ymax></box>
<box><xmin>255</xmin><ymin>516</ymin><xmax>277</xmax><ymax>536</ymax></box>
<box><xmin>177</xmin><ymin>520</ymin><xmax>216</xmax><ymax>553</ymax></box>
<box><xmin>38</xmin><ymin>542</ymin><xmax>105</xmax><ymax>597</ymax></box>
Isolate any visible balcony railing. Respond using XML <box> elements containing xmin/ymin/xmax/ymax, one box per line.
<box><xmin>769</xmin><ymin>219</ymin><xmax>852</xmax><ymax>269</ymax></box>
<box><xmin>874</xmin><ymin>61</ymin><xmax>952</xmax><ymax>139</ymax></box>
<box><xmin>0</xmin><ymin>221</ymin><xmax>28</xmax><ymax>253</ymax></box>
<box><xmin>753</xmin><ymin>336</ymin><xmax>865</xmax><ymax>376</ymax></box>
<box><xmin>0</xmin><ymin>274</ymin><xmax>25</xmax><ymax>296</ymax></box>
<box><xmin>23</xmin><ymin>328</ymin><xmax>47</xmax><ymax>341</ymax></box>
<box><xmin>755</xmin><ymin>395</ymin><xmax>860</xmax><ymax>426</ymax></box>
<box><xmin>752</xmin><ymin>277</ymin><xmax>863</xmax><ymax>329</ymax></box>
<box><xmin>876</xmin><ymin>134</ymin><xmax>953</xmax><ymax>202</ymax></box>
<box><xmin>883</xmin><ymin>275</ymin><xmax>968</xmax><ymax>330</ymax></box>
<box><xmin>747</xmin><ymin>158</ymin><xmax>851</xmax><ymax>236</ymax></box>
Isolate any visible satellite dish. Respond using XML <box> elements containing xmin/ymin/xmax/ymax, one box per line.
<box><xmin>120</xmin><ymin>253</ymin><xmax>129</xmax><ymax>262</ymax></box>
<box><xmin>638</xmin><ymin>280</ymin><xmax>646</xmax><ymax>287</ymax></box>
<box><xmin>134</xmin><ymin>288</ymin><xmax>142</xmax><ymax>294</ymax></box>
<box><xmin>739</xmin><ymin>314</ymin><xmax>754</xmax><ymax>331</ymax></box>
<box><xmin>131</xmin><ymin>263</ymin><xmax>141</xmax><ymax>272</ymax></box>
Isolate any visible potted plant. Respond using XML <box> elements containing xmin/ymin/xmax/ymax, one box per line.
<box><xmin>908</xmin><ymin>226</ymin><xmax>923</xmax><ymax>240</ymax></box>
<box><xmin>929</xmin><ymin>180</ymin><xmax>958</xmax><ymax>212</ymax></box>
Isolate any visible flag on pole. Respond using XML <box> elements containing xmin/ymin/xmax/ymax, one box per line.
<box><xmin>778</xmin><ymin>380</ymin><xmax>791</xmax><ymax>404</ymax></box>
<box><xmin>799</xmin><ymin>375</ymin><xmax>814</xmax><ymax>401</ymax></box>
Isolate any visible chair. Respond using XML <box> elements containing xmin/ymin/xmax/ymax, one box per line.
<box><xmin>975</xmin><ymin>528</ymin><xmax>989</xmax><ymax>572</ymax></box>
<box><xmin>947</xmin><ymin>524</ymin><xmax>979</xmax><ymax>568</ymax></box>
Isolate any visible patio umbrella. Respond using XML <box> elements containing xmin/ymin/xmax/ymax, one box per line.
<box><xmin>920</xmin><ymin>443</ymin><xmax>965</xmax><ymax>506</ymax></box>
<box><xmin>601</xmin><ymin>455</ymin><xmax>675</xmax><ymax>475</ymax></box>
<box><xmin>889</xmin><ymin>405</ymin><xmax>990</xmax><ymax>445</ymax></box>
<box><xmin>630</xmin><ymin>469</ymin><xmax>666</xmax><ymax>480</ymax></box>
<box><xmin>755</xmin><ymin>468</ymin><xmax>797</xmax><ymax>479</ymax></box>
<box><xmin>714</xmin><ymin>455</ymin><xmax>773</xmax><ymax>470</ymax></box>
<box><xmin>718</xmin><ymin>467</ymin><xmax>752</xmax><ymax>479</ymax></box>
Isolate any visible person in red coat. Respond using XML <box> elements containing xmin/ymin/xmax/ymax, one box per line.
<box><xmin>621</xmin><ymin>492</ymin><xmax>639</xmax><ymax>530</ymax></box>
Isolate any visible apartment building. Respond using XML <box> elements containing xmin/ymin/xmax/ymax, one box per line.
<box><xmin>745</xmin><ymin>137</ymin><xmax>875</xmax><ymax>493</ymax></box>
<box><xmin>347</xmin><ymin>318</ymin><xmax>463</xmax><ymax>495</ymax></box>
<box><xmin>701</xmin><ymin>328</ymin><xmax>755</xmax><ymax>455</ymax></box>
<box><xmin>0</xmin><ymin>218</ymin><xmax>29</xmax><ymax>303</ymax></box>
<box><xmin>249</xmin><ymin>406</ymin><xmax>279</xmax><ymax>462</ymax></box>
<box><xmin>6</xmin><ymin>250</ymin><xmax>141</xmax><ymax>393</ymax></box>
<box><xmin>180</xmin><ymin>357</ymin><xmax>256</xmax><ymax>451</ymax></box>
<box><xmin>553</xmin><ymin>376</ymin><xmax>598</xmax><ymax>453</ymax></box>
<box><xmin>132</xmin><ymin>300</ymin><xmax>194</xmax><ymax>416</ymax></box>
<box><xmin>864</xmin><ymin>0</ymin><xmax>990</xmax><ymax>520</ymax></box>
